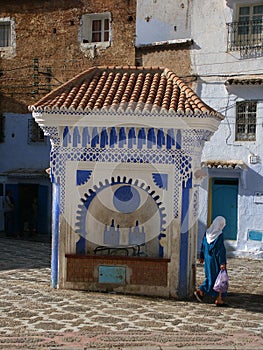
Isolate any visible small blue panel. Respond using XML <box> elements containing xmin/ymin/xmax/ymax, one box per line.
<box><xmin>99</xmin><ymin>265</ymin><xmax>126</xmax><ymax>284</ymax></box>
<box><xmin>248</xmin><ymin>230</ymin><xmax>263</xmax><ymax>241</ymax></box>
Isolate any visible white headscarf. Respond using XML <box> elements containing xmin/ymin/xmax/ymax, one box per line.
<box><xmin>206</xmin><ymin>216</ymin><xmax>226</xmax><ymax>244</ymax></box>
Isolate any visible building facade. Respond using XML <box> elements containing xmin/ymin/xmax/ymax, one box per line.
<box><xmin>136</xmin><ymin>0</ymin><xmax>263</xmax><ymax>259</ymax></box>
<box><xmin>2</xmin><ymin>0</ymin><xmax>261</xmax><ymax>258</ymax></box>
<box><xmin>0</xmin><ymin>0</ymin><xmax>136</xmax><ymax>236</ymax></box>
<box><xmin>191</xmin><ymin>0</ymin><xmax>263</xmax><ymax>258</ymax></box>
<box><xmin>135</xmin><ymin>0</ymin><xmax>192</xmax><ymax>83</ymax></box>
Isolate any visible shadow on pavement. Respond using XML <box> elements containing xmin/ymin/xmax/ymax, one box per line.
<box><xmin>193</xmin><ymin>292</ymin><xmax>263</xmax><ymax>314</ymax></box>
<box><xmin>0</xmin><ymin>236</ymin><xmax>51</xmax><ymax>271</ymax></box>
<box><xmin>227</xmin><ymin>292</ymin><xmax>263</xmax><ymax>313</ymax></box>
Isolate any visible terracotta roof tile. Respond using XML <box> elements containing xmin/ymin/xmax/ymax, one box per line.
<box><xmin>29</xmin><ymin>66</ymin><xmax>223</xmax><ymax>118</ymax></box>
<box><xmin>225</xmin><ymin>75</ymin><xmax>263</xmax><ymax>86</ymax></box>
<box><xmin>202</xmin><ymin>160</ymin><xmax>247</xmax><ymax>170</ymax></box>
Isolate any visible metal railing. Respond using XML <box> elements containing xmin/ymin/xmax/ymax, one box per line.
<box><xmin>227</xmin><ymin>19</ymin><xmax>263</xmax><ymax>56</ymax></box>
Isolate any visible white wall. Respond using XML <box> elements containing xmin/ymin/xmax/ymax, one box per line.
<box><xmin>191</xmin><ymin>0</ymin><xmax>263</xmax><ymax>258</ymax></box>
<box><xmin>191</xmin><ymin>0</ymin><xmax>263</xmax><ymax>77</ymax></box>
<box><xmin>136</xmin><ymin>0</ymin><xmax>191</xmax><ymax>46</ymax></box>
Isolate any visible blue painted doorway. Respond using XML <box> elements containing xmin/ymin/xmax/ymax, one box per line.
<box><xmin>5</xmin><ymin>183</ymin><xmax>50</xmax><ymax>236</ymax></box>
<box><xmin>211</xmin><ymin>178</ymin><xmax>238</xmax><ymax>240</ymax></box>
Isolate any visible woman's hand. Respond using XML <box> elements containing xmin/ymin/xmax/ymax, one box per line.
<box><xmin>220</xmin><ymin>264</ymin><xmax>226</xmax><ymax>270</ymax></box>
<box><xmin>199</xmin><ymin>258</ymin><xmax>204</xmax><ymax>264</ymax></box>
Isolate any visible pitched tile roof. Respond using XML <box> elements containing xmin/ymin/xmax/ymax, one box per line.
<box><xmin>202</xmin><ymin>160</ymin><xmax>246</xmax><ymax>170</ymax></box>
<box><xmin>29</xmin><ymin>66</ymin><xmax>223</xmax><ymax>119</ymax></box>
<box><xmin>225</xmin><ymin>75</ymin><xmax>263</xmax><ymax>86</ymax></box>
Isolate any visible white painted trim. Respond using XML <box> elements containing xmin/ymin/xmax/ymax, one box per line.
<box><xmin>135</xmin><ymin>38</ymin><xmax>193</xmax><ymax>48</ymax></box>
<box><xmin>32</xmin><ymin>111</ymin><xmax>222</xmax><ymax>133</ymax></box>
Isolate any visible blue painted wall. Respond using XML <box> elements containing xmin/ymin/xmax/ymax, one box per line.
<box><xmin>0</xmin><ymin>113</ymin><xmax>50</xmax><ymax>172</ymax></box>
<box><xmin>0</xmin><ymin>113</ymin><xmax>52</xmax><ymax>235</ymax></box>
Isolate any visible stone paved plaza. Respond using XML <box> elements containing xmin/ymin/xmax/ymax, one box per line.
<box><xmin>0</xmin><ymin>236</ymin><xmax>262</xmax><ymax>349</ymax></box>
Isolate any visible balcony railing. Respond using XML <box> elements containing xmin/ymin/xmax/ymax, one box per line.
<box><xmin>227</xmin><ymin>19</ymin><xmax>263</xmax><ymax>57</ymax></box>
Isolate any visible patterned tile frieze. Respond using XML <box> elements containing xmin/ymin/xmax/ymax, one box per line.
<box><xmin>43</xmin><ymin>125</ymin><xmax>204</xmax><ymax>153</ymax></box>
<box><xmin>51</xmin><ymin>146</ymin><xmax>191</xmax><ymax>216</ymax></box>
<box><xmin>60</xmin><ymin>126</ymin><xmax>185</xmax><ymax>151</ymax></box>
<box><xmin>45</xmin><ymin>125</ymin><xmax>203</xmax><ymax>218</ymax></box>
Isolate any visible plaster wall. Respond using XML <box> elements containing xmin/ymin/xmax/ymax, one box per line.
<box><xmin>136</xmin><ymin>0</ymin><xmax>191</xmax><ymax>45</ymax></box>
<box><xmin>191</xmin><ymin>0</ymin><xmax>263</xmax><ymax>76</ymax></box>
<box><xmin>191</xmin><ymin>1</ymin><xmax>263</xmax><ymax>258</ymax></box>
<box><xmin>197</xmin><ymin>86</ymin><xmax>263</xmax><ymax>258</ymax></box>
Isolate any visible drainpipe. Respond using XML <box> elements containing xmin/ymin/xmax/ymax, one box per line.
<box><xmin>51</xmin><ymin>182</ymin><xmax>60</xmax><ymax>288</ymax></box>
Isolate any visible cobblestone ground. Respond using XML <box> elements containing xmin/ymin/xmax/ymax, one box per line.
<box><xmin>0</xmin><ymin>236</ymin><xmax>262</xmax><ymax>349</ymax></box>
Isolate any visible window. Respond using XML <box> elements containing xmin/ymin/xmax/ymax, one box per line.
<box><xmin>0</xmin><ymin>21</ymin><xmax>11</xmax><ymax>47</ymax></box>
<box><xmin>237</xmin><ymin>5</ymin><xmax>263</xmax><ymax>44</ymax></box>
<box><xmin>80</xmin><ymin>12</ymin><xmax>111</xmax><ymax>49</ymax></box>
<box><xmin>28</xmin><ymin>118</ymin><xmax>45</xmax><ymax>144</ymax></box>
<box><xmin>227</xmin><ymin>4</ymin><xmax>263</xmax><ymax>52</ymax></box>
<box><xmin>235</xmin><ymin>101</ymin><xmax>257</xmax><ymax>141</ymax></box>
<box><xmin>0</xmin><ymin>18</ymin><xmax>16</xmax><ymax>58</ymax></box>
<box><xmin>91</xmin><ymin>18</ymin><xmax>109</xmax><ymax>43</ymax></box>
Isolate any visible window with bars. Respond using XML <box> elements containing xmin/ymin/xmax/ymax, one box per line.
<box><xmin>235</xmin><ymin>101</ymin><xmax>257</xmax><ymax>141</ymax></box>
<box><xmin>227</xmin><ymin>4</ymin><xmax>263</xmax><ymax>52</ymax></box>
<box><xmin>28</xmin><ymin>118</ymin><xmax>45</xmax><ymax>144</ymax></box>
<box><xmin>80</xmin><ymin>12</ymin><xmax>111</xmax><ymax>48</ymax></box>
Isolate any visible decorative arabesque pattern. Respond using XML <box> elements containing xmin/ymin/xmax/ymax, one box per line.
<box><xmin>60</xmin><ymin>126</ymin><xmax>181</xmax><ymax>150</ymax></box>
<box><xmin>46</xmin><ymin>126</ymin><xmax>197</xmax><ymax>215</ymax></box>
<box><xmin>42</xmin><ymin>126</ymin><xmax>60</xmax><ymax>145</ymax></box>
<box><xmin>183</xmin><ymin>129</ymin><xmax>213</xmax><ymax>153</ymax></box>
<box><xmin>75</xmin><ymin>177</ymin><xmax>167</xmax><ymax>256</ymax></box>
<box><xmin>192</xmin><ymin>187</ymin><xmax>199</xmax><ymax>218</ymax></box>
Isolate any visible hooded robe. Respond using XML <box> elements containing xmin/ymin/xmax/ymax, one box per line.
<box><xmin>199</xmin><ymin>216</ymin><xmax>227</xmax><ymax>297</ymax></box>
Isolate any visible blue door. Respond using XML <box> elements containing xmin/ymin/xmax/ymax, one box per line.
<box><xmin>211</xmin><ymin>178</ymin><xmax>238</xmax><ymax>240</ymax></box>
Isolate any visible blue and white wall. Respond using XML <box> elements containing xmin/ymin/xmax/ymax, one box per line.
<box><xmin>191</xmin><ymin>0</ymin><xmax>263</xmax><ymax>258</ymax></box>
<box><xmin>135</xmin><ymin>0</ymin><xmax>263</xmax><ymax>258</ymax></box>
<box><xmin>32</xmin><ymin>108</ymin><xmax>220</xmax><ymax>298</ymax></box>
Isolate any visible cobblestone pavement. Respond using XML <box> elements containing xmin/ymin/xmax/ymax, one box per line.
<box><xmin>0</xmin><ymin>236</ymin><xmax>262</xmax><ymax>349</ymax></box>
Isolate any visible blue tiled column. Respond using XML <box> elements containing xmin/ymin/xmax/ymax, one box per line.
<box><xmin>51</xmin><ymin>182</ymin><xmax>60</xmax><ymax>288</ymax></box>
<box><xmin>178</xmin><ymin>178</ymin><xmax>191</xmax><ymax>299</ymax></box>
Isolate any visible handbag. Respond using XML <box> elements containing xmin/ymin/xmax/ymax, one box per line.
<box><xmin>213</xmin><ymin>269</ymin><xmax>229</xmax><ymax>293</ymax></box>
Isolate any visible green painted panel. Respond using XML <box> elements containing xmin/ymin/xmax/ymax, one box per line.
<box><xmin>99</xmin><ymin>265</ymin><xmax>126</xmax><ymax>284</ymax></box>
<box><xmin>248</xmin><ymin>230</ymin><xmax>263</xmax><ymax>241</ymax></box>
